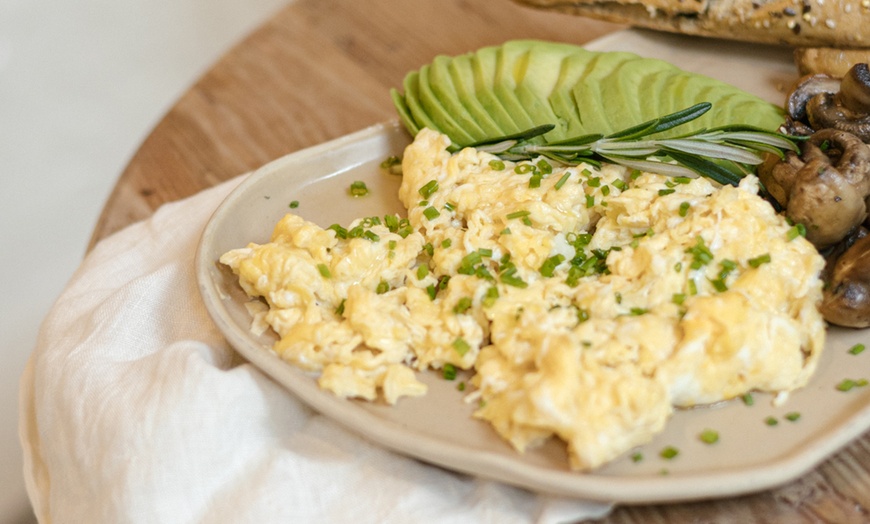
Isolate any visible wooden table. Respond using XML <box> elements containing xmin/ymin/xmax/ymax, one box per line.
<box><xmin>89</xmin><ymin>0</ymin><xmax>870</xmax><ymax>521</ymax></box>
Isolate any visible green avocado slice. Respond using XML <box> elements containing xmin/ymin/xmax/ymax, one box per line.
<box><xmin>492</xmin><ymin>42</ymin><xmax>537</xmax><ymax>132</ymax></box>
<box><xmin>470</xmin><ymin>46</ymin><xmax>524</xmax><ymax>136</ymax></box>
<box><xmin>548</xmin><ymin>51</ymin><xmax>603</xmax><ymax>139</ymax></box>
<box><xmin>448</xmin><ymin>53</ymin><xmax>512</xmax><ymax>138</ymax></box>
<box><xmin>607</xmin><ymin>57</ymin><xmax>682</xmax><ymax>133</ymax></box>
<box><xmin>570</xmin><ymin>52</ymin><xmax>642</xmax><ymax>135</ymax></box>
<box><xmin>390</xmin><ymin>88</ymin><xmax>419</xmax><ymax>137</ymax></box>
<box><xmin>417</xmin><ymin>64</ymin><xmax>477</xmax><ymax>146</ymax></box>
<box><xmin>427</xmin><ymin>55</ymin><xmax>493</xmax><ymax>141</ymax></box>
<box><xmin>403</xmin><ymin>71</ymin><xmax>442</xmax><ymax>137</ymax></box>
<box><xmin>513</xmin><ymin>41</ymin><xmax>594</xmax><ymax>141</ymax></box>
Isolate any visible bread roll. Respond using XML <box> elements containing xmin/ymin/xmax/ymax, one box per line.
<box><xmin>794</xmin><ymin>47</ymin><xmax>870</xmax><ymax>76</ymax></box>
<box><xmin>513</xmin><ymin>0</ymin><xmax>870</xmax><ymax>48</ymax></box>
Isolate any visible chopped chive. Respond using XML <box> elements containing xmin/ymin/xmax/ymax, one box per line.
<box><xmin>514</xmin><ymin>163</ymin><xmax>534</xmax><ymax>174</ymax></box>
<box><xmin>631</xmin><ymin>452</ymin><xmax>643</xmax><ymax>463</ymax></box>
<box><xmin>418</xmin><ymin>179</ymin><xmax>439</xmax><ymax>199</ymax></box>
<box><xmin>539</xmin><ymin>254</ymin><xmax>566</xmax><ymax>277</ymax></box>
<box><xmin>328</xmin><ymin>224</ymin><xmax>348</xmax><ymax>239</ymax></box>
<box><xmin>785</xmin><ymin>412</ymin><xmax>801</xmax><ymax>422</ymax></box>
<box><xmin>629</xmin><ymin>307</ymin><xmax>648</xmax><ymax>316</ymax></box>
<box><xmin>699</xmin><ymin>429</ymin><xmax>719</xmax><ymax>444</ymax></box>
<box><xmin>289</xmin><ymin>200</ymin><xmax>300</xmax><ymax>209</ymax></box>
<box><xmin>426</xmin><ymin>284</ymin><xmax>437</xmax><ymax>300</ymax></box>
<box><xmin>317</xmin><ymin>263</ymin><xmax>331</xmax><ymax>278</ymax></box>
<box><xmin>710</xmin><ymin>278</ymin><xmax>728</xmax><ymax>292</ymax></box>
<box><xmin>742</xmin><ymin>393</ymin><xmax>755</xmax><ymax>406</ymax></box>
<box><xmin>444</xmin><ymin>202</ymin><xmax>456</xmax><ymax>212</ymax></box>
<box><xmin>349</xmin><ymin>180</ymin><xmax>369</xmax><ymax>197</ymax></box>
<box><xmin>672</xmin><ymin>293</ymin><xmax>686</xmax><ymax>305</ymax></box>
<box><xmin>453</xmin><ymin>297</ymin><xmax>473</xmax><ymax>314</ymax></box>
<box><xmin>554</xmin><ymin>172</ymin><xmax>571</xmax><ymax>190</ymax></box>
<box><xmin>836</xmin><ymin>378</ymin><xmax>866</xmax><ymax>391</ymax></box>
<box><xmin>416</xmin><ymin>265</ymin><xmax>429</xmax><ymax>280</ymax></box>
<box><xmin>585</xmin><ymin>194</ymin><xmax>595</xmax><ymax>208</ymax></box>
<box><xmin>612</xmin><ymin>179</ymin><xmax>628</xmax><ymax>191</ymax></box>
<box><xmin>376</xmin><ymin>280</ymin><xmax>390</xmax><ymax>294</ymax></box>
<box><xmin>787</xmin><ymin>223</ymin><xmax>806</xmax><ymax>241</ymax></box>
<box><xmin>452</xmin><ymin>337</ymin><xmax>471</xmax><ymax>356</ymax></box>
<box><xmin>658</xmin><ymin>188</ymin><xmax>675</xmax><ymax>196</ymax></box>
<box><xmin>442</xmin><ymin>363</ymin><xmax>457</xmax><ymax>381</ymax></box>
<box><xmin>441</xmin><ymin>238</ymin><xmax>452</xmax><ymax>248</ymax></box>
<box><xmin>849</xmin><ymin>343</ymin><xmax>866</xmax><ymax>355</ymax></box>
<box><xmin>489</xmin><ymin>159</ymin><xmax>505</xmax><ymax>171</ymax></box>
<box><xmin>679</xmin><ymin>201</ymin><xmax>690</xmax><ymax>217</ymax></box>
<box><xmin>529</xmin><ymin>174</ymin><xmax>542</xmax><ymax>188</ymax></box>
<box><xmin>506</xmin><ymin>210</ymin><xmax>531</xmax><ymax>220</ymax></box>
<box><xmin>659</xmin><ymin>446</ymin><xmax>679</xmax><ymax>459</ymax></box>
<box><xmin>748</xmin><ymin>253</ymin><xmax>771</xmax><ymax>268</ymax></box>
<box><xmin>588</xmin><ymin>177</ymin><xmax>601</xmax><ymax>188</ymax></box>
<box><xmin>457</xmin><ymin>381</ymin><xmax>466</xmax><ymax>391</ymax></box>
<box><xmin>363</xmin><ymin>230</ymin><xmax>380</xmax><ymax>242</ymax></box>
<box><xmin>482</xmin><ymin>286</ymin><xmax>499</xmax><ymax>308</ymax></box>
<box><xmin>536</xmin><ymin>159</ymin><xmax>553</xmax><ymax>174</ymax></box>
<box><xmin>422</xmin><ymin>242</ymin><xmax>434</xmax><ymax>257</ymax></box>
<box><xmin>765</xmin><ymin>416</ymin><xmax>778</xmax><ymax>426</ymax></box>
<box><xmin>422</xmin><ymin>206</ymin><xmax>441</xmax><ymax>220</ymax></box>
<box><xmin>601</xmin><ymin>185</ymin><xmax>611</xmax><ymax>196</ymax></box>
<box><xmin>522</xmin><ymin>216</ymin><xmax>533</xmax><ymax>226</ymax></box>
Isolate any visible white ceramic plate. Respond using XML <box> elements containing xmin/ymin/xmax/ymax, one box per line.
<box><xmin>196</xmin><ymin>29</ymin><xmax>870</xmax><ymax>503</ymax></box>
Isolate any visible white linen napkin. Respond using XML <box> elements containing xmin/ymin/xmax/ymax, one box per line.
<box><xmin>19</xmin><ymin>175</ymin><xmax>615</xmax><ymax>524</ymax></box>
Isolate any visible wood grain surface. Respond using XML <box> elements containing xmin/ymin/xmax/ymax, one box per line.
<box><xmin>90</xmin><ymin>0</ymin><xmax>870</xmax><ymax>521</ymax></box>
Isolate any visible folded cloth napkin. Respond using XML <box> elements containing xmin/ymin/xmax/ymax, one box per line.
<box><xmin>19</xmin><ymin>175</ymin><xmax>614</xmax><ymax>523</ymax></box>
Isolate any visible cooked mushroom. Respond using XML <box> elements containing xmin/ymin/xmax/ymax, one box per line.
<box><xmin>757</xmin><ymin>128</ymin><xmax>870</xmax><ymax>249</ymax></box>
<box><xmin>820</xmin><ymin>227</ymin><xmax>870</xmax><ymax>328</ymax></box>
<box><xmin>786</xmin><ymin>73</ymin><xmax>841</xmax><ymax>123</ymax></box>
<box><xmin>805</xmin><ymin>64</ymin><xmax>870</xmax><ymax>142</ymax></box>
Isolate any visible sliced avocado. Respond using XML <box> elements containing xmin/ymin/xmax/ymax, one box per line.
<box><xmin>470</xmin><ymin>46</ymin><xmax>524</xmax><ymax>136</ymax></box>
<box><xmin>514</xmin><ymin>41</ymin><xmax>594</xmax><ymax>141</ymax></box>
<box><xmin>548</xmin><ymin>51</ymin><xmax>603</xmax><ymax>139</ymax></box>
<box><xmin>417</xmin><ymin>63</ymin><xmax>478</xmax><ymax>145</ymax></box>
<box><xmin>391</xmin><ymin>40</ymin><xmax>785</xmax><ymax>150</ymax></box>
<box><xmin>390</xmin><ymin>88</ymin><xmax>420</xmax><ymax>137</ymax></box>
<box><xmin>421</xmin><ymin>55</ymin><xmax>498</xmax><ymax>142</ymax></box>
<box><xmin>570</xmin><ymin>51</ymin><xmax>642</xmax><ymax>135</ymax></box>
<box><xmin>606</xmin><ymin>57</ymin><xmax>681</xmax><ymax>132</ymax></box>
<box><xmin>634</xmin><ymin>68</ymin><xmax>684</xmax><ymax>131</ymax></box>
<box><xmin>491</xmin><ymin>42</ymin><xmax>537</xmax><ymax>132</ymax></box>
<box><xmin>403</xmin><ymin>71</ymin><xmax>442</xmax><ymax>136</ymax></box>
<box><xmin>449</xmin><ymin>52</ymin><xmax>513</xmax><ymax>139</ymax></box>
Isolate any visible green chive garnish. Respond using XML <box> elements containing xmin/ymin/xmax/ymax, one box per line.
<box><xmin>349</xmin><ymin>180</ymin><xmax>369</xmax><ymax>197</ymax></box>
<box><xmin>418</xmin><ymin>180</ymin><xmax>439</xmax><ymax>199</ymax></box>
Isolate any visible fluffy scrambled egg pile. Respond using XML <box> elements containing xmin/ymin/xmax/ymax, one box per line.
<box><xmin>220</xmin><ymin>128</ymin><xmax>826</xmax><ymax>470</ymax></box>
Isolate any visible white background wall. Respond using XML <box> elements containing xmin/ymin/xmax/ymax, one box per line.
<box><xmin>0</xmin><ymin>0</ymin><xmax>289</xmax><ymax>521</ymax></box>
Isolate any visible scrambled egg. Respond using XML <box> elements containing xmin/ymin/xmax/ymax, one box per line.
<box><xmin>220</xmin><ymin>128</ymin><xmax>826</xmax><ymax>470</ymax></box>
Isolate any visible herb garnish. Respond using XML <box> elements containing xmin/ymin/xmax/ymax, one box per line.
<box><xmin>470</xmin><ymin>103</ymin><xmax>800</xmax><ymax>186</ymax></box>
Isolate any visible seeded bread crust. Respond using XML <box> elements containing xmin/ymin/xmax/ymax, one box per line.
<box><xmin>513</xmin><ymin>0</ymin><xmax>870</xmax><ymax>48</ymax></box>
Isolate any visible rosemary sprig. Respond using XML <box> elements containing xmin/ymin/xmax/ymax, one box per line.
<box><xmin>471</xmin><ymin>103</ymin><xmax>801</xmax><ymax>186</ymax></box>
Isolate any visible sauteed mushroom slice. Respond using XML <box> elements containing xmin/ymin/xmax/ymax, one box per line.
<box><xmin>758</xmin><ymin>129</ymin><xmax>870</xmax><ymax>249</ymax></box>
<box><xmin>806</xmin><ymin>64</ymin><xmax>870</xmax><ymax>142</ymax></box>
<box><xmin>820</xmin><ymin>228</ymin><xmax>870</xmax><ymax>328</ymax></box>
<box><xmin>786</xmin><ymin>73</ymin><xmax>841</xmax><ymax>123</ymax></box>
